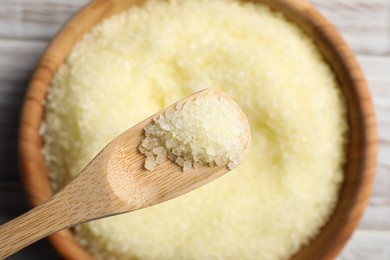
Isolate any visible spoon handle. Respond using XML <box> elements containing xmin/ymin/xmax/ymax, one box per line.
<box><xmin>0</xmin><ymin>187</ymin><xmax>80</xmax><ymax>258</ymax></box>
<box><xmin>0</xmin><ymin>162</ymin><xmax>116</xmax><ymax>258</ymax></box>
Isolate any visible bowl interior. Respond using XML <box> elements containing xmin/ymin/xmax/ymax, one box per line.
<box><xmin>19</xmin><ymin>0</ymin><xmax>377</xmax><ymax>259</ymax></box>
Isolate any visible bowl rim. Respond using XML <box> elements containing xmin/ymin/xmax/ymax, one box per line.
<box><xmin>18</xmin><ymin>0</ymin><xmax>377</xmax><ymax>259</ymax></box>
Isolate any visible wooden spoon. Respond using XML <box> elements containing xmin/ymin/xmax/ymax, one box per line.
<box><xmin>0</xmin><ymin>89</ymin><xmax>250</xmax><ymax>259</ymax></box>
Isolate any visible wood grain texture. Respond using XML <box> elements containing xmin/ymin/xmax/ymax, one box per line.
<box><xmin>0</xmin><ymin>39</ymin><xmax>46</xmax><ymax>82</ymax></box>
<box><xmin>310</xmin><ymin>0</ymin><xmax>390</xmax><ymax>55</ymax></box>
<box><xmin>0</xmin><ymin>0</ymin><xmax>89</xmax><ymax>40</ymax></box>
<box><xmin>339</xmin><ymin>230</ymin><xmax>390</xmax><ymax>260</ymax></box>
<box><xmin>0</xmin><ymin>0</ymin><xmax>388</xmax><ymax>259</ymax></box>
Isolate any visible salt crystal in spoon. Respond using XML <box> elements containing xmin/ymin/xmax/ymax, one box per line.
<box><xmin>0</xmin><ymin>88</ymin><xmax>251</xmax><ymax>258</ymax></box>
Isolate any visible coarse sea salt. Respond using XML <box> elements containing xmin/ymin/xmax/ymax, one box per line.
<box><xmin>139</xmin><ymin>91</ymin><xmax>246</xmax><ymax>171</ymax></box>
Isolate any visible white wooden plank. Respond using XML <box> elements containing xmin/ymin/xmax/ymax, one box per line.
<box><xmin>0</xmin><ymin>0</ymin><xmax>389</xmax><ymax>56</ymax></box>
<box><xmin>0</xmin><ymin>40</ymin><xmax>38</xmax><ymax>181</ymax></box>
<box><xmin>359</xmin><ymin>163</ymin><xmax>390</xmax><ymax>230</ymax></box>
<box><xmin>354</xmin><ymin>56</ymin><xmax>390</xmax><ymax>232</ymax></box>
<box><xmin>0</xmin><ymin>0</ymin><xmax>89</xmax><ymax>40</ymax></box>
<box><xmin>0</xmin><ymin>39</ymin><xmax>46</xmax><ymax>82</ymax></box>
<box><xmin>0</xmin><ymin>84</ymin><xmax>22</xmax><ymax>182</ymax></box>
<box><xmin>358</xmin><ymin>55</ymin><xmax>390</xmax><ymax>80</ymax></box>
<box><xmin>360</xmin><ymin>79</ymin><xmax>390</xmax><ymax>237</ymax></box>
<box><xmin>339</xmin><ymin>230</ymin><xmax>390</xmax><ymax>260</ymax></box>
<box><xmin>310</xmin><ymin>0</ymin><xmax>390</xmax><ymax>55</ymax></box>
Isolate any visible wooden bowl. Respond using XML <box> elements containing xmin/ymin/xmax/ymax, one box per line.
<box><xmin>19</xmin><ymin>0</ymin><xmax>377</xmax><ymax>259</ymax></box>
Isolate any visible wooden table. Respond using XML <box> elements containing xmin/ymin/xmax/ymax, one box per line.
<box><xmin>0</xmin><ymin>0</ymin><xmax>389</xmax><ymax>259</ymax></box>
